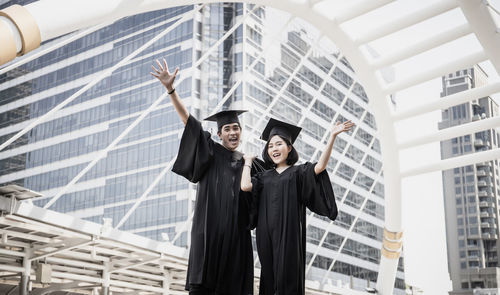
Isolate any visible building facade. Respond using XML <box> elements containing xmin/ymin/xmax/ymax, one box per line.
<box><xmin>440</xmin><ymin>66</ymin><xmax>500</xmax><ymax>294</ymax></box>
<box><xmin>0</xmin><ymin>1</ymin><xmax>404</xmax><ymax>292</ymax></box>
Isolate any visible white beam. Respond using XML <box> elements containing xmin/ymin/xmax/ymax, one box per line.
<box><xmin>393</xmin><ymin>81</ymin><xmax>500</xmax><ymax>120</ymax></box>
<box><xmin>401</xmin><ymin>148</ymin><xmax>500</xmax><ymax>177</ymax></box>
<box><xmin>398</xmin><ymin>115</ymin><xmax>500</xmax><ymax>149</ymax></box>
<box><xmin>32</xmin><ymin>238</ymin><xmax>76</xmax><ymax>251</ymax></box>
<box><xmin>370</xmin><ymin>23</ymin><xmax>471</xmax><ymax>69</ymax></box>
<box><xmin>354</xmin><ymin>0</ymin><xmax>457</xmax><ymax>45</ymax></box>
<box><xmin>0</xmin><ymin>248</ymin><xmax>25</xmax><ymax>257</ymax></box>
<box><xmin>0</xmin><ymin>264</ymin><xmax>25</xmax><ymax>273</ymax></box>
<box><xmin>383</xmin><ymin>50</ymin><xmax>487</xmax><ymax>95</ymax></box>
<box><xmin>110</xmin><ymin>257</ymin><xmax>160</xmax><ymax>273</ymax></box>
<box><xmin>29</xmin><ymin>239</ymin><xmax>95</xmax><ymax>261</ymax></box>
<box><xmin>2</xmin><ymin>215</ymin><xmax>90</xmax><ymax>240</ymax></box>
<box><xmin>0</xmin><ymin>21</ymin><xmax>113</xmax><ymax>76</ymax></box>
<box><xmin>45</xmin><ymin>257</ymin><xmax>104</xmax><ymax>270</ymax></box>
<box><xmin>334</xmin><ymin>0</ymin><xmax>394</xmax><ymax>24</ymax></box>
<box><xmin>458</xmin><ymin>0</ymin><xmax>500</xmax><ymax>74</ymax></box>
<box><xmin>112</xmin><ymin>268</ymin><xmax>167</xmax><ymax>281</ymax></box>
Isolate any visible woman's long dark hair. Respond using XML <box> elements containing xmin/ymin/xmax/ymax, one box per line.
<box><xmin>262</xmin><ymin>135</ymin><xmax>299</xmax><ymax>167</ymax></box>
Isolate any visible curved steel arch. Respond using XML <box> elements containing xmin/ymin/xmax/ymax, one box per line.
<box><xmin>2</xmin><ymin>0</ymin><xmax>500</xmax><ymax>294</ymax></box>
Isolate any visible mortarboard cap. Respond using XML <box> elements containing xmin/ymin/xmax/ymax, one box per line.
<box><xmin>204</xmin><ymin>110</ymin><xmax>247</xmax><ymax>130</ymax></box>
<box><xmin>261</xmin><ymin>118</ymin><xmax>302</xmax><ymax>144</ymax></box>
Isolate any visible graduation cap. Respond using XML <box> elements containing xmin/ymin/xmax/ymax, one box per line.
<box><xmin>204</xmin><ymin>110</ymin><xmax>247</xmax><ymax>130</ymax></box>
<box><xmin>261</xmin><ymin>118</ymin><xmax>302</xmax><ymax>144</ymax></box>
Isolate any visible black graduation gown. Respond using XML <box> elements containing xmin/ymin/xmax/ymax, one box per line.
<box><xmin>251</xmin><ymin>162</ymin><xmax>337</xmax><ymax>295</ymax></box>
<box><xmin>172</xmin><ymin>115</ymin><xmax>253</xmax><ymax>295</ymax></box>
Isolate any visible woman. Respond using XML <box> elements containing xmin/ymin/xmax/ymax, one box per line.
<box><xmin>241</xmin><ymin>117</ymin><xmax>354</xmax><ymax>295</ymax></box>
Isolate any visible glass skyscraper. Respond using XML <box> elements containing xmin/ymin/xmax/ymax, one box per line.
<box><xmin>440</xmin><ymin>66</ymin><xmax>500</xmax><ymax>294</ymax></box>
<box><xmin>0</xmin><ymin>1</ymin><xmax>404</xmax><ymax>292</ymax></box>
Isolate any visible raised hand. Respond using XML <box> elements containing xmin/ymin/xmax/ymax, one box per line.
<box><xmin>151</xmin><ymin>58</ymin><xmax>178</xmax><ymax>91</ymax></box>
<box><xmin>243</xmin><ymin>154</ymin><xmax>256</xmax><ymax>164</ymax></box>
<box><xmin>331</xmin><ymin>120</ymin><xmax>355</xmax><ymax>136</ymax></box>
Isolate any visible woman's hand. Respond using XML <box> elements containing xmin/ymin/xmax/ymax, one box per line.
<box><xmin>331</xmin><ymin>120</ymin><xmax>355</xmax><ymax>136</ymax></box>
<box><xmin>314</xmin><ymin>120</ymin><xmax>354</xmax><ymax>175</ymax></box>
<box><xmin>243</xmin><ymin>154</ymin><xmax>256</xmax><ymax>164</ymax></box>
<box><xmin>241</xmin><ymin>154</ymin><xmax>255</xmax><ymax>192</ymax></box>
<box><xmin>151</xmin><ymin>58</ymin><xmax>178</xmax><ymax>92</ymax></box>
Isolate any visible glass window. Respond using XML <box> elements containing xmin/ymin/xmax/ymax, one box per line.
<box><xmin>352</xmin><ymin>83</ymin><xmax>368</xmax><ymax>102</ymax></box>
<box><xmin>355</xmin><ymin>128</ymin><xmax>373</xmax><ymax>146</ymax></box>
<box><xmin>286</xmin><ymin>79</ymin><xmax>313</xmax><ymax>107</ymax></box>
<box><xmin>332</xmin><ymin>67</ymin><xmax>353</xmax><ymax>89</ymax></box>
<box><xmin>321</xmin><ymin>82</ymin><xmax>344</xmax><ymax>106</ymax></box>
<box><xmin>362</xmin><ymin>155</ymin><xmax>382</xmax><ymax>173</ymax></box>
<box><xmin>345</xmin><ymin>191</ymin><xmax>364</xmax><ymax>209</ymax></box>
<box><xmin>303</xmin><ymin>118</ymin><xmax>325</xmax><ymax>141</ymax></box>
<box><xmin>343</xmin><ymin>98</ymin><xmax>364</xmax><ymax>118</ymax></box>
<box><xmin>333</xmin><ymin>137</ymin><xmax>347</xmax><ymax>153</ymax></box>
<box><xmin>298</xmin><ymin>66</ymin><xmax>323</xmax><ymax>89</ymax></box>
<box><xmin>336</xmin><ymin>163</ymin><xmax>355</xmax><ymax>181</ymax></box>
<box><xmin>363</xmin><ymin>112</ymin><xmax>377</xmax><ymax>129</ymax></box>
<box><xmin>346</xmin><ymin>145</ymin><xmax>364</xmax><ymax>163</ymax></box>
<box><xmin>311</xmin><ymin>100</ymin><xmax>335</xmax><ymax>122</ymax></box>
<box><xmin>354</xmin><ymin>173</ymin><xmax>374</xmax><ymax>191</ymax></box>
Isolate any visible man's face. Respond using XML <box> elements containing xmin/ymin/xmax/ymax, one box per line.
<box><xmin>218</xmin><ymin>123</ymin><xmax>241</xmax><ymax>151</ymax></box>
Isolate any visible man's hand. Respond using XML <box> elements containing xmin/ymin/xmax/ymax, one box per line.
<box><xmin>151</xmin><ymin>58</ymin><xmax>178</xmax><ymax>92</ymax></box>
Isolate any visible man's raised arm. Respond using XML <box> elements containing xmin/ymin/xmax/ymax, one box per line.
<box><xmin>151</xmin><ymin>58</ymin><xmax>189</xmax><ymax>125</ymax></box>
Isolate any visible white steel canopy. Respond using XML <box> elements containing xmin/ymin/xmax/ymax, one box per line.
<box><xmin>1</xmin><ymin>0</ymin><xmax>500</xmax><ymax>294</ymax></box>
<box><xmin>0</xmin><ymin>191</ymin><xmax>363</xmax><ymax>295</ymax></box>
<box><xmin>0</xmin><ymin>190</ymin><xmax>188</xmax><ymax>294</ymax></box>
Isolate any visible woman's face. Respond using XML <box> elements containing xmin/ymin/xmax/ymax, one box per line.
<box><xmin>267</xmin><ymin>135</ymin><xmax>292</xmax><ymax>166</ymax></box>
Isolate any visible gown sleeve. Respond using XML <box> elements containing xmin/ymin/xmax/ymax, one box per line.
<box><xmin>171</xmin><ymin>114</ymin><xmax>214</xmax><ymax>183</ymax></box>
<box><xmin>298</xmin><ymin>162</ymin><xmax>338</xmax><ymax>221</ymax></box>
<box><xmin>247</xmin><ymin>172</ymin><xmax>264</xmax><ymax>230</ymax></box>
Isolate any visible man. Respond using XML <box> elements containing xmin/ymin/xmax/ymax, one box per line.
<box><xmin>151</xmin><ymin>59</ymin><xmax>255</xmax><ymax>295</ymax></box>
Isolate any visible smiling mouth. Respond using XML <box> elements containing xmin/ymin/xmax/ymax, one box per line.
<box><xmin>272</xmin><ymin>153</ymin><xmax>281</xmax><ymax>159</ymax></box>
<box><xmin>229</xmin><ymin>137</ymin><xmax>238</xmax><ymax>144</ymax></box>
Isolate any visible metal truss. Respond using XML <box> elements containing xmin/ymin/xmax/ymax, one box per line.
<box><xmin>0</xmin><ymin>194</ymin><xmax>345</xmax><ymax>294</ymax></box>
